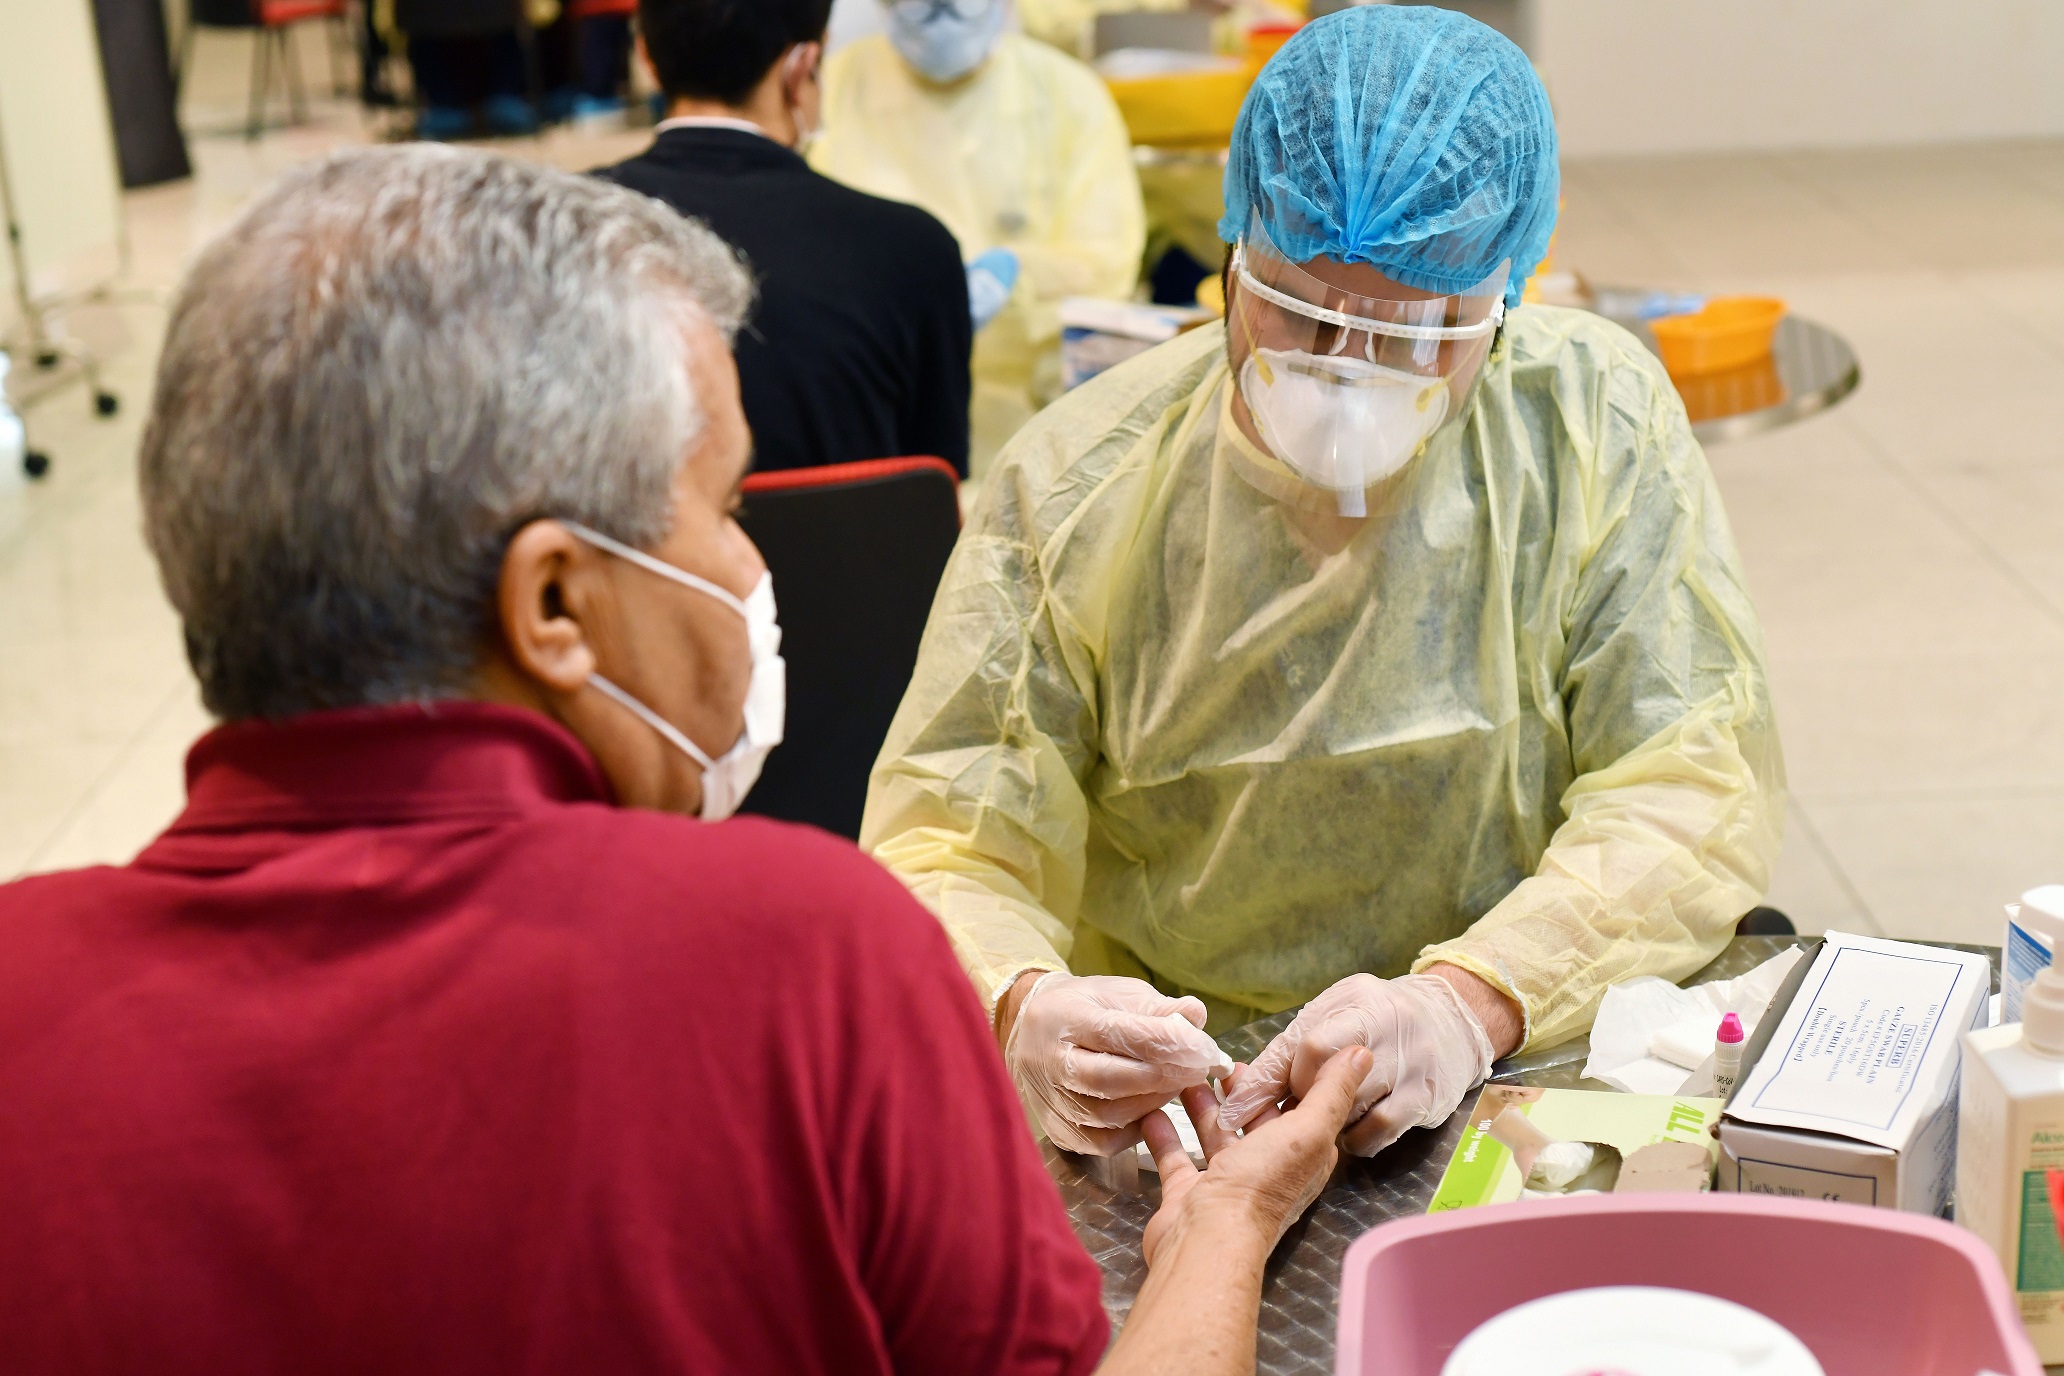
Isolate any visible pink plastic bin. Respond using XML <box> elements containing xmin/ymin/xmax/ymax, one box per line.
<box><xmin>1336</xmin><ymin>1193</ymin><xmax>2040</xmax><ymax>1376</ymax></box>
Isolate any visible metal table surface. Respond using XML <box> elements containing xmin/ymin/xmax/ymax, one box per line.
<box><xmin>1048</xmin><ymin>935</ymin><xmax>1998</xmax><ymax>1374</ymax></box>
<box><xmin>1592</xmin><ymin>296</ymin><xmax>1862</xmax><ymax>446</ymax></box>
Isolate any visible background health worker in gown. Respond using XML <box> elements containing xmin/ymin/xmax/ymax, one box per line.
<box><xmin>862</xmin><ymin>6</ymin><xmax>1786</xmax><ymax>1158</ymax></box>
<box><xmin>812</xmin><ymin>0</ymin><xmax>1144</xmax><ymax>472</ymax></box>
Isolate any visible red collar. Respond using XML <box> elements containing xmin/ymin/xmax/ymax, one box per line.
<box><xmin>137</xmin><ymin>703</ymin><xmax>612</xmax><ymax>868</ymax></box>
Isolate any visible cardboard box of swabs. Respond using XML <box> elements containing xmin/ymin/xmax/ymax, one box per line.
<box><xmin>1428</xmin><ymin>1085</ymin><xmax>1725</xmax><ymax>1211</ymax></box>
<box><xmin>1716</xmin><ymin>931</ymin><xmax>1991</xmax><ymax>1215</ymax></box>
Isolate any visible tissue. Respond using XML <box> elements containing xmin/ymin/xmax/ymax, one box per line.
<box><xmin>1581</xmin><ymin>947</ymin><xmax>1805</xmax><ymax>1096</ymax></box>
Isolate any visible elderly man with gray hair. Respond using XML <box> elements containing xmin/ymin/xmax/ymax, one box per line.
<box><xmin>0</xmin><ymin>145</ymin><xmax>1368</xmax><ymax>1376</ymax></box>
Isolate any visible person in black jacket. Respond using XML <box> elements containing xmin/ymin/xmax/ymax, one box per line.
<box><xmin>596</xmin><ymin>0</ymin><xmax>972</xmax><ymax>477</ymax></box>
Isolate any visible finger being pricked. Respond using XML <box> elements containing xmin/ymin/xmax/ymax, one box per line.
<box><xmin>1176</xmin><ymin>1082</ymin><xmax>1238</xmax><ymax>1160</ymax></box>
<box><xmin>1140</xmin><ymin>1110</ymin><xmax>1199</xmax><ymax>1185</ymax></box>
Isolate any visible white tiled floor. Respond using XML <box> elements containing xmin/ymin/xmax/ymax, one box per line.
<box><xmin>7</xmin><ymin>74</ymin><xmax>2064</xmax><ymax>945</ymax></box>
<box><xmin>1564</xmin><ymin>143</ymin><xmax>2064</xmax><ymax>945</ymax></box>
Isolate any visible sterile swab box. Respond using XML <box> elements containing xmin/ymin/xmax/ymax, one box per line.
<box><xmin>1335</xmin><ymin>1193</ymin><xmax>2039</xmax><ymax>1375</ymax></box>
<box><xmin>1716</xmin><ymin>932</ymin><xmax>1990</xmax><ymax>1214</ymax></box>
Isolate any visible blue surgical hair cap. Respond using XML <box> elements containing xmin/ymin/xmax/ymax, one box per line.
<box><xmin>1220</xmin><ymin>5</ymin><xmax>1560</xmax><ymax>308</ymax></box>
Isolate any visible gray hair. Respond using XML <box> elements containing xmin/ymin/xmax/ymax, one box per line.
<box><xmin>141</xmin><ymin>143</ymin><xmax>754</xmax><ymax>722</ymax></box>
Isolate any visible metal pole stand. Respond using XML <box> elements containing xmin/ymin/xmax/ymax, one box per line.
<box><xmin>0</xmin><ymin>136</ymin><xmax>122</xmax><ymax>483</ymax></box>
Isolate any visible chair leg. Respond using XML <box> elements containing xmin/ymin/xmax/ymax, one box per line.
<box><xmin>327</xmin><ymin>14</ymin><xmax>351</xmax><ymax>98</ymax></box>
<box><xmin>515</xmin><ymin>19</ymin><xmax>544</xmax><ymax>121</ymax></box>
<box><xmin>282</xmin><ymin>28</ymin><xmax>310</xmax><ymax>126</ymax></box>
<box><xmin>247</xmin><ymin>26</ymin><xmax>273</xmax><ymax>141</ymax></box>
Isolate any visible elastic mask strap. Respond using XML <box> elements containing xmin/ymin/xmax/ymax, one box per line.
<box><xmin>1232</xmin><ymin>246</ymin><xmax>1504</xmax><ymax>343</ymax></box>
<box><xmin>561</xmin><ymin>520</ymin><xmax>750</xmax><ymax>619</ymax></box>
<box><xmin>587</xmin><ymin>672</ymin><xmax>719</xmax><ymax>770</ymax></box>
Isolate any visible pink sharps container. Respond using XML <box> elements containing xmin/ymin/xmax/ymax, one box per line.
<box><xmin>1335</xmin><ymin>1192</ymin><xmax>2039</xmax><ymax>1376</ymax></box>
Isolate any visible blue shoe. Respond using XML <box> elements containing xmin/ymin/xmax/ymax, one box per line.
<box><xmin>415</xmin><ymin>105</ymin><xmax>472</xmax><ymax>141</ymax></box>
<box><xmin>541</xmin><ymin>87</ymin><xmax>579</xmax><ymax>124</ymax></box>
<box><xmin>481</xmin><ymin>94</ymin><xmax>540</xmax><ymax>137</ymax></box>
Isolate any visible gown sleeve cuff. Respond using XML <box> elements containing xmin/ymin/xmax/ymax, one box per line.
<box><xmin>1410</xmin><ymin>947</ymin><xmax>1535</xmax><ymax>1053</ymax></box>
<box><xmin>984</xmin><ymin>961</ymin><xmax>1066</xmax><ymax>1018</ymax></box>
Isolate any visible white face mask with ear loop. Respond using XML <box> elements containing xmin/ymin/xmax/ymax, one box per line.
<box><xmin>560</xmin><ymin>521</ymin><xmax>785</xmax><ymax>822</ymax></box>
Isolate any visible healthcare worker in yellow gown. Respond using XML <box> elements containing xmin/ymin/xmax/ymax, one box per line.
<box><xmin>811</xmin><ymin>0</ymin><xmax>1145</xmax><ymax>472</ymax></box>
<box><xmin>862</xmin><ymin>6</ymin><xmax>1785</xmax><ymax>1157</ymax></box>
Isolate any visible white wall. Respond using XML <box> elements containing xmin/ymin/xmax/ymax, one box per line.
<box><xmin>1534</xmin><ymin>0</ymin><xmax>2064</xmax><ymax>158</ymax></box>
<box><xmin>826</xmin><ymin>0</ymin><xmax>887</xmax><ymax>54</ymax></box>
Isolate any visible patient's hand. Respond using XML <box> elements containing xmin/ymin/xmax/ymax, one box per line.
<box><xmin>1140</xmin><ymin>1046</ymin><xmax>1371</xmax><ymax>1268</ymax></box>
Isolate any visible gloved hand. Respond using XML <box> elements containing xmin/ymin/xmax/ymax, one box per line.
<box><xmin>966</xmin><ymin>248</ymin><xmax>1020</xmax><ymax>331</ymax></box>
<box><xmin>1004</xmin><ymin>971</ymin><xmax>1232</xmax><ymax>1156</ymax></box>
<box><xmin>1217</xmin><ymin>973</ymin><xmax>1495</xmax><ymax>1156</ymax></box>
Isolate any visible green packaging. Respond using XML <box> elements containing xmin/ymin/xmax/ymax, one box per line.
<box><xmin>1428</xmin><ymin>1083</ymin><xmax>1724</xmax><ymax>1213</ymax></box>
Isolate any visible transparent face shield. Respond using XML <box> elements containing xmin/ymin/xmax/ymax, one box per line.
<box><xmin>1229</xmin><ymin>209</ymin><xmax>1510</xmax><ymax>516</ymax></box>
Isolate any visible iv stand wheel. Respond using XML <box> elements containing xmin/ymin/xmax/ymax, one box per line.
<box><xmin>23</xmin><ymin>450</ymin><xmax>50</xmax><ymax>479</ymax></box>
<box><xmin>94</xmin><ymin>391</ymin><xmax>118</xmax><ymax>417</ymax></box>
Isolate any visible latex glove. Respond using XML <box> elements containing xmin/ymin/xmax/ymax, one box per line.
<box><xmin>1004</xmin><ymin>971</ymin><xmax>1231</xmax><ymax>1156</ymax></box>
<box><xmin>1217</xmin><ymin>973</ymin><xmax>1495</xmax><ymax>1157</ymax></box>
<box><xmin>966</xmin><ymin>248</ymin><xmax>1020</xmax><ymax>331</ymax></box>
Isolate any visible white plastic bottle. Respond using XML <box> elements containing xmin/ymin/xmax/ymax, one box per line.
<box><xmin>2005</xmin><ymin>886</ymin><xmax>2064</xmax><ymax>1024</ymax></box>
<box><xmin>1959</xmin><ymin>963</ymin><xmax>2064</xmax><ymax>1361</ymax></box>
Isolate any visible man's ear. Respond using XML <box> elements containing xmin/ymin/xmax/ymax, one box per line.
<box><xmin>786</xmin><ymin>40</ymin><xmax>823</xmax><ymax>102</ymax></box>
<box><xmin>497</xmin><ymin>520</ymin><xmax>601</xmax><ymax>695</ymax></box>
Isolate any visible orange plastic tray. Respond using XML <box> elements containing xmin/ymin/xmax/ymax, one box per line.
<box><xmin>1105</xmin><ymin>64</ymin><xmax>1254</xmax><ymax>147</ymax></box>
<box><xmin>1649</xmin><ymin>295</ymin><xmax>1787</xmax><ymax>378</ymax></box>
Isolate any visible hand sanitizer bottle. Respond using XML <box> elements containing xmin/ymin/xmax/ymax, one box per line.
<box><xmin>2005</xmin><ymin>886</ymin><xmax>2064</xmax><ymax>1024</ymax></box>
<box><xmin>1960</xmin><ymin>963</ymin><xmax>2064</xmax><ymax>1361</ymax></box>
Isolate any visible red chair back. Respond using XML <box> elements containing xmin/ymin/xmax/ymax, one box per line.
<box><xmin>256</xmin><ymin>0</ymin><xmax>347</xmax><ymax>24</ymax></box>
<box><xmin>735</xmin><ymin>457</ymin><xmax>961</xmax><ymax>839</ymax></box>
<box><xmin>568</xmin><ymin>0</ymin><xmax>639</xmax><ymax>15</ymax></box>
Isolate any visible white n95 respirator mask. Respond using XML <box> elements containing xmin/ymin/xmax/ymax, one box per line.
<box><xmin>1229</xmin><ymin>211</ymin><xmax>1508</xmax><ymax>517</ymax></box>
<box><xmin>1238</xmin><ymin>349</ymin><xmax>1451</xmax><ymax>504</ymax></box>
<box><xmin>887</xmin><ymin>0</ymin><xmax>1006</xmax><ymax>84</ymax></box>
<box><xmin>561</xmin><ymin>521</ymin><xmax>786</xmax><ymax>822</ymax></box>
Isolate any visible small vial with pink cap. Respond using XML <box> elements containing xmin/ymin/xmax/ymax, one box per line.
<box><xmin>1712</xmin><ymin>1011</ymin><xmax>1746</xmax><ymax>1098</ymax></box>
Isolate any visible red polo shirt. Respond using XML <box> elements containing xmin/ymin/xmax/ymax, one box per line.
<box><xmin>0</xmin><ymin>703</ymin><xmax>1105</xmax><ymax>1375</ymax></box>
